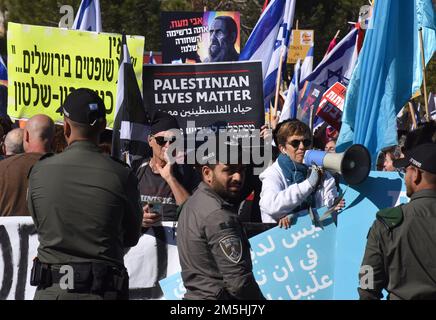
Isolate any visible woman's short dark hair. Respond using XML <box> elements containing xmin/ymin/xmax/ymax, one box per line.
<box><xmin>273</xmin><ymin>119</ymin><xmax>311</xmax><ymax>146</ymax></box>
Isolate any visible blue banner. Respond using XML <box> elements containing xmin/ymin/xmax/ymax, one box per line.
<box><xmin>159</xmin><ymin>171</ymin><xmax>408</xmax><ymax>300</ymax></box>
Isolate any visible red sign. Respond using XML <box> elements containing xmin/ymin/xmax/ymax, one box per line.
<box><xmin>143</xmin><ymin>51</ymin><xmax>163</xmax><ymax>64</ymax></box>
<box><xmin>316</xmin><ymin>82</ymin><xmax>347</xmax><ymax>131</ymax></box>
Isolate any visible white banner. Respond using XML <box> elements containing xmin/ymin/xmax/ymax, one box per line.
<box><xmin>0</xmin><ymin>217</ymin><xmax>180</xmax><ymax>300</ymax></box>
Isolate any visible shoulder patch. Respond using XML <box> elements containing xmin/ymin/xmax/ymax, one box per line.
<box><xmin>219</xmin><ymin>221</ymin><xmax>239</xmax><ymax>230</ymax></box>
<box><xmin>376</xmin><ymin>206</ymin><xmax>403</xmax><ymax>230</ymax></box>
<box><xmin>110</xmin><ymin>156</ymin><xmax>131</xmax><ymax>168</ymax></box>
<box><xmin>219</xmin><ymin>235</ymin><xmax>242</xmax><ymax>263</ymax></box>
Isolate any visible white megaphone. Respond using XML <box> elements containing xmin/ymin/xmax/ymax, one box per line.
<box><xmin>303</xmin><ymin>144</ymin><xmax>371</xmax><ymax>185</ymax></box>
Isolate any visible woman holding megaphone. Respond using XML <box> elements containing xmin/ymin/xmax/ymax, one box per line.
<box><xmin>259</xmin><ymin>119</ymin><xmax>344</xmax><ymax>228</ymax></box>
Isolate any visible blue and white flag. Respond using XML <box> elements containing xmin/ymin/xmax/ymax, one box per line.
<box><xmin>239</xmin><ymin>0</ymin><xmax>296</xmax><ymax>105</ymax></box>
<box><xmin>294</xmin><ymin>28</ymin><xmax>358</xmax><ymax>128</ymax></box>
<box><xmin>149</xmin><ymin>51</ymin><xmax>157</xmax><ymax>65</ymax></box>
<box><xmin>300</xmin><ymin>46</ymin><xmax>314</xmax><ymax>81</ymax></box>
<box><xmin>337</xmin><ymin>0</ymin><xmax>436</xmax><ymax>165</ymax></box>
<box><xmin>72</xmin><ymin>0</ymin><xmax>102</xmax><ymax>32</ymax></box>
<box><xmin>279</xmin><ymin>59</ymin><xmax>300</xmax><ymax>122</ymax></box>
<box><xmin>0</xmin><ymin>54</ymin><xmax>7</xmax><ymax>86</ymax></box>
<box><xmin>299</xmin><ymin>27</ymin><xmax>359</xmax><ymax>90</ymax></box>
<box><xmin>0</xmin><ymin>55</ymin><xmax>7</xmax><ymax>117</ymax></box>
<box><xmin>279</xmin><ymin>46</ymin><xmax>314</xmax><ymax>123</ymax></box>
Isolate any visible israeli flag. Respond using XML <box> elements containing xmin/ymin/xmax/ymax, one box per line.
<box><xmin>300</xmin><ymin>46</ymin><xmax>314</xmax><ymax>81</ymax></box>
<box><xmin>279</xmin><ymin>60</ymin><xmax>300</xmax><ymax>122</ymax></box>
<box><xmin>72</xmin><ymin>0</ymin><xmax>102</xmax><ymax>32</ymax></box>
<box><xmin>149</xmin><ymin>51</ymin><xmax>157</xmax><ymax>65</ymax></box>
<box><xmin>0</xmin><ymin>54</ymin><xmax>7</xmax><ymax>84</ymax></box>
<box><xmin>299</xmin><ymin>28</ymin><xmax>358</xmax><ymax>90</ymax></box>
<box><xmin>239</xmin><ymin>0</ymin><xmax>296</xmax><ymax>105</ymax></box>
<box><xmin>279</xmin><ymin>46</ymin><xmax>314</xmax><ymax>123</ymax></box>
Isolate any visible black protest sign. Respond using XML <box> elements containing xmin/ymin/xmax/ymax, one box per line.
<box><xmin>143</xmin><ymin>61</ymin><xmax>264</xmax><ymax>134</ymax></box>
<box><xmin>161</xmin><ymin>12</ymin><xmax>204</xmax><ymax>64</ymax></box>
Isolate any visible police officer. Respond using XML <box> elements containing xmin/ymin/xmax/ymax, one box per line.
<box><xmin>28</xmin><ymin>88</ymin><xmax>143</xmax><ymax>300</ymax></box>
<box><xmin>358</xmin><ymin>143</ymin><xmax>436</xmax><ymax>300</ymax></box>
<box><xmin>177</xmin><ymin>138</ymin><xmax>265</xmax><ymax>300</ymax></box>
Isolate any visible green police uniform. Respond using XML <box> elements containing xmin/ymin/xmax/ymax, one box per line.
<box><xmin>358</xmin><ymin>189</ymin><xmax>436</xmax><ymax>300</ymax></box>
<box><xmin>28</xmin><ymin>141</ymin><xmax>143</xmax><ymax>300</ymax></box>
<box><xmin>177</xmin><ymin>182</ymin><xmax>265</xmax><ymax>300</ymax></box>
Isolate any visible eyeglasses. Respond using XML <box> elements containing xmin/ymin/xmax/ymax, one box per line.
<box><xmin>287</xmin><ymin>139</ymin><xmax>311</xmax><ymax>149</ymax></box>
<box><xmin>153</xmin><ymin>135</ymin><xmax>176</xmax><ymax>146</ymax></box>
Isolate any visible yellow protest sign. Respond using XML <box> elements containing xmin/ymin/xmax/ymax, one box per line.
<box><xmin>287</xmin><ymin>29</ymin><xmax>314</xmax><ymax>64</ymax></box>
<box><xmin>7</xmin><ymin>22</ymin><xmax>144</xmax><ymax>128</ymax></box>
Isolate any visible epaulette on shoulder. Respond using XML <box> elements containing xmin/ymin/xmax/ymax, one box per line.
<box><xmin>39</xmin><ymin>152</ymin><xmax>55</xmax><ymax>161</ymax></box>
<box><xmin>376</xmin><ymin>206</ymin><xmax>404</xmax><ymax>230</ymax></box>
<box><xmin>110</xmin><ymin>156</ymin><xmax>131</xmax><ymax>168</ymax></box>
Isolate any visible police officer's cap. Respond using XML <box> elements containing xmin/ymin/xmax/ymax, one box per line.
<box><xmin>393</xmin><ymin>143</ymin><xmax>436</xmax><ymax>174</ymax></box>
<box><xmin>57</xmin><ymin>88</ymin><xmax>106</xmax><ymax>126</ymax></box>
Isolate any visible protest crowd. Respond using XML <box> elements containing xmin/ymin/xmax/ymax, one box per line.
<box><xmin>0</xmin><ymin>0</ymin><xmax>435</xmax><ymax>301</ymax></box>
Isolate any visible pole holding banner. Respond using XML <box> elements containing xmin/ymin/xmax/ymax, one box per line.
<box><xmin>272</xmin><ymin>47</ymin><xmax>285</xmax><ymax>122</ymax></box>
<box><xmin>408</xmin><ymin>100</ymin><xmax>418</xmax><ymax>129</ymax></box>
<box><xmin>418</xmin><ymin>28</ymin><xmax>429</xmax><ymax>122</ymax></box>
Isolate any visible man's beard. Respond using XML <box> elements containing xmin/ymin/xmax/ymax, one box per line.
<box><xmin>209</xmin><ymin>40</ymin><xmax>231</xmax><ymax>62</ymax></box>
<box><xmin>211</xmin><ymin>178</ymin><xmax>241</xmax><ymax>204</ymax></box>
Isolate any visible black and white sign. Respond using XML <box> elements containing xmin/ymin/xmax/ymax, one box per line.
<box><xmin>143</xmin><ymin>61</ymin><xmax>264</xmax><ymax>134</ymax></box>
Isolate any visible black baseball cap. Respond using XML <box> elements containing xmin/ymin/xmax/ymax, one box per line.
<box><xmin>57</xmin><ymin>88</ymin><xmax>106</xmax><ymax>126</ymax></box>
<box><xmin>150</xmin><ymin>111</ymin><xmax>180</xmax><ymax>136</ymax></box>
<box><xmin>393</xmin><ymin>143</ymin><xmax>436</xmax><ymax>174</ymax></box>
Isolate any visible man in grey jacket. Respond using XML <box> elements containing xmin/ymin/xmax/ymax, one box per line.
<box><xmin>177</xmin><ymin>139</ymin><xmax>265</xmax><ymax>300</ymax></box>
<box><xmin>359</xmin><ymin>143</ymin><xmax>436</xmax><ymax>300</ymax></box>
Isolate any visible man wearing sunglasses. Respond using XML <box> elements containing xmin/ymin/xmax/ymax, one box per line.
<box><xmin>136</xmin><ymin>111</ymin><xmax>198</xmax><ymax>227</ymax></box>
<box><xmin>359</xmin><ymin>143</ymin><xmax>436</xmax><ymax>300</ymax></box>
<box><xmin>259</xmin><ymin>119</ymin><xmax>338</xmax><ymax>227</ymax></box>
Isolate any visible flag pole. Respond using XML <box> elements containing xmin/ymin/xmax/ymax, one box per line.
<box><xmin>309</xmin><ymin>104</ymin><xmax>314</xmax><ymax>134</ymax></box>
<box><xmin>273</xmin><ymin>47</ymin><xmax>285</xmax><ymax>121</ymax></box>
<box><xmin>324</xmin><ymin>30</ymin><xmax>340</xmax><ymax>58</ymax></box>
<box><xmin>262</xmin><ymin>0</ymin><xmax>269</xmax><ymax>12</ymax></box>
<box><xmin>408</xmin><ymin>101</ymin><xmax>418</xmax><ymax>129</ymax></box>
<box><xmin>419</xmin><ymin>28</ymin><xmax>430</xmax><ymax>122</ymax></box>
